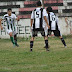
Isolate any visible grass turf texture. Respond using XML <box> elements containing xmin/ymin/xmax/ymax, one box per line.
<box><xmin>0</xmin><ymin>36</ymin><xmax>72</xmax><ymax>72</ymax></box>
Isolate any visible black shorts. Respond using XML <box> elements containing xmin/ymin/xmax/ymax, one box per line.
<box><xmin>48</xmin><ymin>29</ymin><xmax>61</xmax><ymax>37</ymax></box>
<box><xmin>32</xmin><ymin>28</ymin><xmax>46</xmax><ymax>37</ymax></box>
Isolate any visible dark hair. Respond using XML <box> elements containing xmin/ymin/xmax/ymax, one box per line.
<box><xmin>36</xmin><ymin>1</ymin><xmax>42</xmax><ymax>6</ymax></box>
<box><xmin>46</xmin><ymin>7</ymin><xmax>53</xmax><ymax>12</ymax></box>
<box><xmin>7</xmin><ymin>8</ymin><xmax>12</xmax><ymax>11</ymax></box>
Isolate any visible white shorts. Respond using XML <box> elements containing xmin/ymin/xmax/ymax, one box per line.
<box><xmin>7</xmin><ymin>29</ymin><xmax>17</xmax><ymax>35</ymax></box>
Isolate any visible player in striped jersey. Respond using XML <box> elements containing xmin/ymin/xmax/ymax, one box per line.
<box><xmin>30</xmin><ymin>1</ymin><xmax>50</xmax><ymax>51</ymax></box>
<box><xmin>0</xmin><ymin>8</ymin><xmax>20</xmax><ymax>47</ymax></box>
<box><xmin>45</xmin><ymin>7</ymin><xmax>67</xmax><ymax>48</ymax></box>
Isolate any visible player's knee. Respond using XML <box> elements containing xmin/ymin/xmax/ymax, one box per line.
<box><xmin>59</xmin><ymin>36</ymin><xmax>62</xmax><ymax>39</ymax></box>
<box><xmin>44</xmin><ymin>36</ymin><xmax>48</xmax><ymax>40</ymax></box>
<box><xmin>31</xmin><ymin>37</ymin><xmax>34</xmax><ymax>41</ymax></box>
<box><xmin>9</xmin><ymin>32</ymin><xmax>13</xmax><ymax>37</ymax></box>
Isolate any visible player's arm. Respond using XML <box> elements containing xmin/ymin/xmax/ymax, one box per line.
<box><xmin>16</xmin><ymin>17</ymin><xmax>20</xmax><ymax>21</ymax></box>
<box><xmin>65</xmin><ymin>17</ymin><xmax>68</xmax><ymax>27</ymax></box>
<box><xmin>43</xmin><ymin>9</ymin><xmax>50</xmax><ymax>29</ymax></box>
<box><xmin>0</xmin><ymin>18</ymin><xmax>3</xmax><ymax>30</ymax></box>
<box><xmin>44</xmin><ymin>16</ymin><xmax>50</xmax><ymax>29</ymax></box>
<box><xmin>14</xmin><ymin>14</ymin><xmax>20</xmax><ymax>21</ymax></box>
<box><xmin>31</xmin><ymin>19</ymin><xmax>33</xmax><ymax>27</ymax></box>
<box><xmin>31</xmin><ymin>11</ymin><xmax>34</xmax><ymax>28</ymax></box>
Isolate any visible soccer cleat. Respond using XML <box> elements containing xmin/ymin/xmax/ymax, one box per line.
<box><xmin>15</xmin><ymin>44</ymin><xmax>19</xmax><ymax>47</ymax></box>
<box><xmin>46</xmin><ymin>46</ymin><xmax>50</xmax><ymax>51</ymax></box>
<box><xmin>44</xmin><ymin>45</ymin><xmax>50</xmax><ymax>48</ymax></box>
<box><xmin>30</xmin><ymin>48</ymin><xmax>33</xmax><ymax>52</ymax></box>
<box><xmin>46</xmin><ymin>48</ymin><xmax>50</xmax><ymax>51</ymax></box>
<box><xmin>13</xmin><ymin>44</ymin><xmax>16</xmax><ymax>48</ymax></box>
<box><xmin>65</xmin><ymin>46</ymin><xmax>67</xmax><ymax>48</ymax></box>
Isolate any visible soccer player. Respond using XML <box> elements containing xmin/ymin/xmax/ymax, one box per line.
<box><xmin>0</xmin><ymin>8</ymin><xmax>20</xmax><ymax>47</ymax></box>
<box><xmin>30</xmin><ymin>1</ymin><xmax>50</xmax><ymax>51</ymax></box>
<box><xmin>46</xmin><ymin>7</ymin><xmax>67</xmax><ymax>48</ymax></box>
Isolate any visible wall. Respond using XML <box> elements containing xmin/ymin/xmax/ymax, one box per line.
<box><xmin>0</xmin><ymin>17</ymin><xmax>72</xmax><ymax>39</ymax></box>
<box><xmin>0</xmin><ymin>19</ymin><xmax>31</xmax><ymax>39</ymax></box>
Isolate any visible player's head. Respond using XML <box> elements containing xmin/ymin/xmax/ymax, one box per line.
<box><xmin>36</xmin><ymin>1</ymin><xmax>42</xmax><ymax>7</ymax></box>
<box><xmin>46</xmin><ymin>7</ymin><xmax>53</xmax><ymax>13</ymax></box>
<box><xmin>7</xmin><ymin>8</ymin><xmax>12</xmax><ymax>16</ymax></box>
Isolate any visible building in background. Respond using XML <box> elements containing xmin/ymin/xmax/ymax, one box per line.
<box><xmin>0</xmin><ymin>0</ymin><xmax>72</xmax><ymax>38</ymax></box>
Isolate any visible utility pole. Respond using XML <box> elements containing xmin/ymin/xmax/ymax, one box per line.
<box><xmin>40</xmin><ymin>0</ymin><xmax>44</xmax><ymax>8</ymax></box>
<box><xmin>42</xmin><ymin>0</ymin><xmax>44</xmax><ymax>8</ymax></box>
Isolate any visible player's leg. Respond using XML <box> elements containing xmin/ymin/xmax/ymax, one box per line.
<box><xmin>13</xmin><ymin>25</ymin><xmax>19</xmax><ymax>47</ymax></box>
<box><xmin>30</xmin><ymin>37</ymin><xmax>35</xmax><ymax>51</ymax></box>
<box><xmin>44</xmin><ymin>29</ymin><xmax>51</xmax><ymax>48</ymax></box>
<box><xmin>44</xmin><ymin>37</ymin><xmax>46</xmax><ymax>48</ymax></box>
<box><xmin>13</xmin><ymin>30</ymin><xmax>19</xmax><ymax>47</ymax></box>
<box><xmin>59</xmin><ymin>36</ymin><xmax>67</xmax><ymax>48</ymax></box>
<box><xmin>41</xmin><ymin>29</ymin><xmax>49</xmax><ymax>51</ymax></box>
<box><xmin>44</xmin><ymin>36</ymin><xmax>49</xmax><ymax>51</ymax></box>
<box><xmin>53</xmin><ymin>30</ymin><xmax>67</xmax><ymax>48</ymax></box>
<box><xmin>0</xmin><ymin>25</ymin><xmax>3</xmax><ymax>30</ymax></box>
<box><xmin>30</xmin><ymin>30</ymin><xmax>37</xmax><ymax>51</ymax></box>
<box><xmin>9</xmin><ymin>32</ymin><xmax>15</xmax><ymax>45</ymax></box>
<box><xmin>7</xmin><ymin>29</ymin><xmax>15</xmax><ymax>46</ymax></box>
<box><xmin>14</xmin><ymin>34</ymin><xmax>19</xmax><ymax>47</ymax></box>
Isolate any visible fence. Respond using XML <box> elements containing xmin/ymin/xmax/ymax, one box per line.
<box><xmin>0</xmin><ymin>0</ymin><xmax>72</xmax><ymax>38</ymax></box>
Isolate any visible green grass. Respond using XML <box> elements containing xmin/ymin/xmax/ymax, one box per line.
<box><xmin>0</xmin><ymin>36</ymin><xmax>72</xmax><ymax>72</ymax></box>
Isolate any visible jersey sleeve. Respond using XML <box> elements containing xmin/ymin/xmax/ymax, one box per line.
<box><xmin>31</xmin><ymin>11</ymin><xmax>34</xmax><ymax>19</ymax></box>
<box><xmin>2</xmin><ymin>15</ymin><xmax>5</xmax><ymax>20</ymax></box>
<box><xmin>43</xmin><ymin>9</ymin><xmax>47</xmax><ymax>17</ymax></box>
<box><xmin>13</xmin><ymin>14</ymin><xmax>17</xmax><ymax>19</ymax></box>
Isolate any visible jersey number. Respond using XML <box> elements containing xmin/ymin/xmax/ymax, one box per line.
<box><xmin>36</xmin><ymin>11</ymin><xmax>39</xmax><ymax>18</ymax></box>
<box><xmin>51</xmin><ymin>15</ymin><xmax>56</xmax><ymax>21</ymax></box>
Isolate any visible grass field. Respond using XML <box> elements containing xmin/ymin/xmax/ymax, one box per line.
<box><xmin>0</xmin><ymin>36</ymin><xmax>72</xmax><ymax>72</ymax></box>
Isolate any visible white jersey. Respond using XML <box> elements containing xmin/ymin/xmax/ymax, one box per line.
<box><xmin>31</xmin><ymin>7</ymin><xmax>47</xmax><ymax>29</ymax></box>
<box><xmin>45</xmin><ymin>12</ymin><xmax>60</xmax><ymax>30</ymax></box>
<box><xmin>3</xmin><ymin>13</ymin><xmax>17</xmax><ymax>31</ymax></box>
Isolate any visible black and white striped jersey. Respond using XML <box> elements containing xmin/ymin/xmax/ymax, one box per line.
<box><xmin>31</xmin><ymin>7</ymin><xmax>47</xmax><ymax>29</ymax></box>
<box><xmin>3</xmin><ymin>13</ymin><xmax>17</xmax><ymax>31</ymax></box>
<box><xmin>47</xmin><ymin>12</ymin><xmax>60</xmax><ymax>30</ymax></box>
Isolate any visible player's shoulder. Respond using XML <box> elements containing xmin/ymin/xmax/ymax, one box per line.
<box><xmin>42</xmin><ymin>8</ymin><xmax>46</xmax><ymax>10</ymax></box>
<box><xmin>50</xmin><ymin>12</ymin><xmax>58</xmax><ymax>19</ymax></box>
<box><xmin>34</xmin><ymin>7</ymin><xmax>45</xmax><ymax>11</ymax></box>
<box><xmin>11</xmin><ymin>13</ymin><xmax>17</xmax><ymax>18</ymax></box>
<box><xmin>31</xmin><ymin>9</ymin><xmax>36</xmax><ymax>13</ymax></box>
<box><xmin>43</xmin><ymin>8</ymin><xmax>46</xmax><ymax>12</ymax></box>
<box><xmin>50</xmin><ymin>12</ymin><xmax>56</xmax><ymax>16</ymax></box>
<box><xmin>4</xmin><ymin>14</ymin><xmax>8</xmax><ymax>17</ymax></box>
<box><xmin>41</xmin><ymin>8</ymin><xmax>45</xmax><ymax>11</ymax></box>
<box><xmin>11</xmin><ymin>13</ymin><xmax>16</xmax><ymax>16</ymax></box>
<box><xmin>34</xmin><ymin>9</ymin><xmax>36</xmax><ymax>11</ymax></box>
<box><xmin>50</xmin><ymin>12</ymin><xmax>54</xmax><ymax>14</ymax></box>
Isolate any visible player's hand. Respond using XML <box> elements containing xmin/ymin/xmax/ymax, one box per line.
<box><xmin>66</xmin><ymin>25</ymin><xmax>68</xmax><ymax>27</ymax></box>
<box><xmin>48</xmin><ymin>25</ymin><xmax>50</xmax><ymax>29</ymax></box>
<box><xmin>17</xmin><ymin>17</ymin><xmax>20</xmax><ymax>21</ymax></box>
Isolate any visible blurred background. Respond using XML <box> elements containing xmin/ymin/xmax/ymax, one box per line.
<box><xmin>0</xmin><ymin>0</ymin><xmax>72</xmax><ymax>38</ymax></box>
